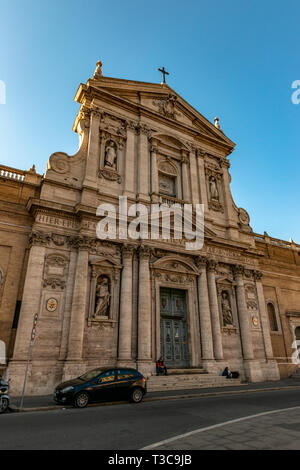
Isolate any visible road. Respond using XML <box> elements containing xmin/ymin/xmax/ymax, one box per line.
<box><xmin>1</xmin><ymin>388</ymin><xmax>300</xmax><ymax>449</ymax></box>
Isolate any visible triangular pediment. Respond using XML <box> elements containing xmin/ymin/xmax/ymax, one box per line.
<box><xmin>77</xmin><ymin>76</ymin><xmax>235</xmax><ymax>149</ymax></box>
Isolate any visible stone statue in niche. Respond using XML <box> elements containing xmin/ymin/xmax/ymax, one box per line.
<box><xmin>94</xmin><ymin>276</ymin><xmax>111</xmax><ymax>317</ymax></box>
<box><xmin>104</xmin><ymin>141</ymin><xmax>117</xmax><ymax>169</ymax></box>
<box><xmin>209</xmin><ymin>176</ymin><xmax>219</xmax><ymax>201</ymax></box>
<box><xmin>221</xmin><ymin>291</ymin><xmax>234</xmax><ymax>326</ymax></box>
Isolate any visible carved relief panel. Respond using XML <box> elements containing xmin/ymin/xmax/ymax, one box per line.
<box><xmin>244</xmin><ymin>283</ymin><xmax>260</xmax><ymax>329</ymax></box>
<box><xmin>43</xmin><ymin>253</ymin><xmax>69</xmax><ymax>290</ymax></box>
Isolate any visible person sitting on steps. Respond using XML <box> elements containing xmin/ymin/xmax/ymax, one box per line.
<box><xmin>156</xmin><ymin>357</ymin><xmax>168</xmax><ymax>376</ymax></box>
<box><xmin>222</xmin><ymin>366</ymin><xmax>233</xmax><ymax>379</ymax></box>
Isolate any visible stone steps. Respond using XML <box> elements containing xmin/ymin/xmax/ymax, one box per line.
<box><xmin>290</xmin><ymin>368</ymin><xmax>300</xmax><ymax>379</ymax></box>
<box><xmin>166</xmin><ymin>368</ymin><xmax>207</xmax><ymax>375</ymax></box>
<box><xmin>147</xmin><ymin>373</ymin><xmax>242</xmax><ymax>392</ymax></box>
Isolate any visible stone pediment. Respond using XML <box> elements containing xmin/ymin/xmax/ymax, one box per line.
<box><xmin>77</xmin><ymin>76</ymin><xmax>235</xmax><ymax>150</ymax></box>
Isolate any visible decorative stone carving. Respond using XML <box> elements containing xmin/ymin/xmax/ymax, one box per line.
<box><xmin>253</xmin><ymin>270</ymin><xmax>263</xmax><ymax>281</ymax></box>
<box><xmin>207</xmin><ymin>259</ymin><xmax>218</xmax><ymax>272</ymax></box>
<box><xmin>245</xmin><ymin>284</ymin><xmax>258</xmax><ymax>311</ymax></box>
<box><xmin>93</xmin><ymin>60</ymin><xmax>103</xmax><ymax>79</ymax></box>
<box><xmin>51</xmin><ymin>233</ymin><xmax>66</xmax><ymax>247</ymax></box>
<box><xmin>153</xmin><ymin>94</ymin><xmax>179</xmax><ymax>120</ymax></box>
<box><xmin>232</xmin><ymin>264</ymin><xmax>245</xmax><ymax>277</ymax></box>
<box><xmin>99</xmin><ymin>167</ymin><xmax>122</xmax><ymax>183</ymax></box>
<box><xmin>137</xmin><ymin>124</ymin><xmax>152</xmax><ymax>137</ymax></box>
<box><xmin>195</xmin><ymin>255</ymin><xmax>208</xmax><ymax>268</ymax></box>
<box><xmin>238</xmin><ymin>208</ymin><xmax>252</xmax><ymax>232</ymax></box>
<box><xmin>29</xmin><ymin>231</ymin><xmax>51</xmax><ymax>247</ymax></box>
<box><xmin>49</xmin><ymin>153</ymin><xmax>71</xmax><ymax>174</ymax></box>
<box><xmin>43</xmin><ymin>253</ymin><xmax>69</xmax><ymax>290</ymax></box>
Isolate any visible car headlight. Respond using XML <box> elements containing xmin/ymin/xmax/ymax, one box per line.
<box><xmin>61</xmin><ymin>386</ymin><xmax>74</xmax><ymax>393</ymax></box>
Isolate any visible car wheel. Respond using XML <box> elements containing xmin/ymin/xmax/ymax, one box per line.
<box><xmin>0</xmin><ymin>398</ymin><xmax>9</xmax><ymax>414</ymax></box>
<box><xmin>73</xmin><ymin>392</ymin><xmax>89</xmax><ymax>409</ymax></box>
<box><xmin>130</xmin><ymin>388</ymin><xmax>144</xmax><ymax>404</ymax></box>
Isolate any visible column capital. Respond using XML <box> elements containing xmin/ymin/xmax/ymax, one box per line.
<box><xmin>29</xmin><ymin>231</ymin><xmax>51</xmax><ymax>247</ymax></box>
<box><xmin>90</xmin><ymin>108</ymin><xmax>102</xmax><ymax>120</ymax></box>
<box><xmin>138</xmin><ymin>244</ymin><xmax>152</xmax><ymax>259</ymax></box>
<box><xmin>253</xmin><ymin>270</ymin><xmax>263</xmax><ymax>281</ymax></box>
<box><xmin>196</xmin><ymin>148</ymin><xmax>207</xmax><ymax>159</ymax></box>
<box><xmin>232</xmin><ymin>264</ymin><xmax>245</xmax><ymax>278</ymax></box>
<box><xmin>196</xmin><ymin>255</ymin><xmax>208</xmax><ymax>269</ymax></box>
<box><xmin>67</xmin><ymin>235</ymin><xmax>95</xmax><ymax>251</ymax></box>
<box><xmin>121</xmin><ymin>244</ymin><xmax>136</xmax><ymax>259</ymax></box>
<box><xmin>137</xmin><ymin>123</ymin><xmax>152</xmax><ymax>137</ymax></box>
<box><xmin>207</xmin><ymin>259</ymin><xmax>218</xmax><ymax>272</ymax></box>
<box><xmin>125</xmin><ymin>119</ymin><xmax>138</xmax><ymax>132</ymax></box>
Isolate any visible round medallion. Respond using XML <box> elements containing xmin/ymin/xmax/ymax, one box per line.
<box><xmin>252</xmin><ymin>316</ymin><xmax>259</xmax><ymax>327</ymax></box>
<box><xmin>46</xmin><ymin>298</ymin><xmax>58</xmax><ymax>312</ymax></box>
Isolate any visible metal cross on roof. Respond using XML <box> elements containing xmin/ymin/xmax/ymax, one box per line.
<box><xmin>158</xmin><ymin>66</ymin><xmax>169</xmax><ymax>84</ymax></box>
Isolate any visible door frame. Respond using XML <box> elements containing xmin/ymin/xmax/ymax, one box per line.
<box><xmin>152</xmin><ymin>271</ymin><xmax>200</xmax><ymax>368</ymax></box>
<box><xmin>160</xmin><ymin>287</ymin><xmax>190</xmax><ymax>368</ymax></box>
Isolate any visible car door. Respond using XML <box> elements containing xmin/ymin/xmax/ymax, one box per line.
<box><xmin>89</xmin><ymin>370</ymin><xmax>116</xmax><ymax>403</ymax></box>
<box><xmin>114</xmin><ymin>369</ymin><xmax>137</xmax><ymax>399</ymax></box>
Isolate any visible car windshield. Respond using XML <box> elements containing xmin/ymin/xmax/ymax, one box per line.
<box><xmin>79</xmin><ymin>369</ymin><xmax>104</xmax><ymax>381</ymax></box>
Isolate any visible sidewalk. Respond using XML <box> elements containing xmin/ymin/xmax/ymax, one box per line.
<box><xmin>8</xmin><ymin>377</ymin><xmax>300</xmax><ymax>413</ymax></box>
<box><xmin>143</xmin><ymin>406</ymin><xmax>300</xmax><ymax>450</ymax></box>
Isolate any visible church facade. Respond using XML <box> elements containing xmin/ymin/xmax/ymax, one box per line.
<box><xmin>1</xmin><ymin>62</ymin><xmax>300</xmax><ymax>395</ymax></box>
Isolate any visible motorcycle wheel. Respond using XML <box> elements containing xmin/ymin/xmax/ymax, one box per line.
<box><xmin>0</xmin><ymin>398</ymin><xmax>9</xmax><ymax>414</ymax></box>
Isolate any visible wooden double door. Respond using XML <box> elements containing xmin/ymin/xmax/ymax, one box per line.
<box><xmin>160</xmin><ymin>288</ymin><xmax>190</xmax><ymax>368</ymax></box>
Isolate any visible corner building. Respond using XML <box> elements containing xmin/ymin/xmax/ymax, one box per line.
<box><xmin>2</xmin><ymin>63</ymin><xmax>300</xmax><ymax>395</ymax></box>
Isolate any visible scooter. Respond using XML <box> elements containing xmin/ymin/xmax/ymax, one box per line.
<box><xmin>0</xmin><ymin>384</ymin><xmax>9</xmax><ymax>414</ymax></box>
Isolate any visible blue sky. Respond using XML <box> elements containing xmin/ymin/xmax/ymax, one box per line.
<box><xmin>0</xmin><ymin>0</ymin><xmax>299</xmax><ymax>241</ymax></box>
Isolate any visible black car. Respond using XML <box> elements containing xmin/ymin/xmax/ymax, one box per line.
<box><xmin>54</xmin><ymin>368</ymin><xmax>147</xmax><ymax>408</ymax></box>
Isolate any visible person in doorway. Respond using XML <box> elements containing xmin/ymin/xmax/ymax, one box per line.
<box><xmin>156</xmin><ymin>357</ymin><xmax>168</xmax><ymax>376</ymax></box>
<box><xmin>222</xmin><ymin>367</ymin><xmax>232</xmax><ymax>379</ymax></box>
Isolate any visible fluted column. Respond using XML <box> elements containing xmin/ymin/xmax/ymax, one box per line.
<box><xmin>118</xmin><ymin>245</ymin><xmax>134</xmax><ymax>363</ymax></box>
<box><xmin>137</xmin><ymin>246</ymin><xmax>152</xmax><ymax>364</ymax></box>
<box><xmin>66</xmin><ymin>240</ymin><xmax>90</xmax><ymax>360</ymax></box>
<box><xmin>254</xmin><ymin>270</ymin><xmax>274</xmax><ymax>360</ymax></box>
<box><xmin>207</xmin><ymin>260</ymin><xmax>223</xmax><ymax>360</ymax></box>
<box><xmin>233</xmin><ymin>265</ymin><xmax>254</xmax><ymax>360</ymax></box>
<box><xmin>196</xmin><ymin>256</ymin><xmax>214</xmax><ymax>361</ymax></box>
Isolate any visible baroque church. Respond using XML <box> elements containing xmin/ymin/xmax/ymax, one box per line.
<box><xmin>1</xmin><ymin>61</ymin><xmax>300</xmax><ymax>395</ymax></box>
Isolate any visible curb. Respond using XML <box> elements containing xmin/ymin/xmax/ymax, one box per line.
<box><xmin>8</xmin><ymin>384</ymin><xmax>300</xmax><ymax>414</ymax></box>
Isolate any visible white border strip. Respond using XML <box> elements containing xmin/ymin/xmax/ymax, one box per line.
<box><xmin>141</xmin><ymin>405</ymin><xmax>300</xmax><ymax>449</ymax></box>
